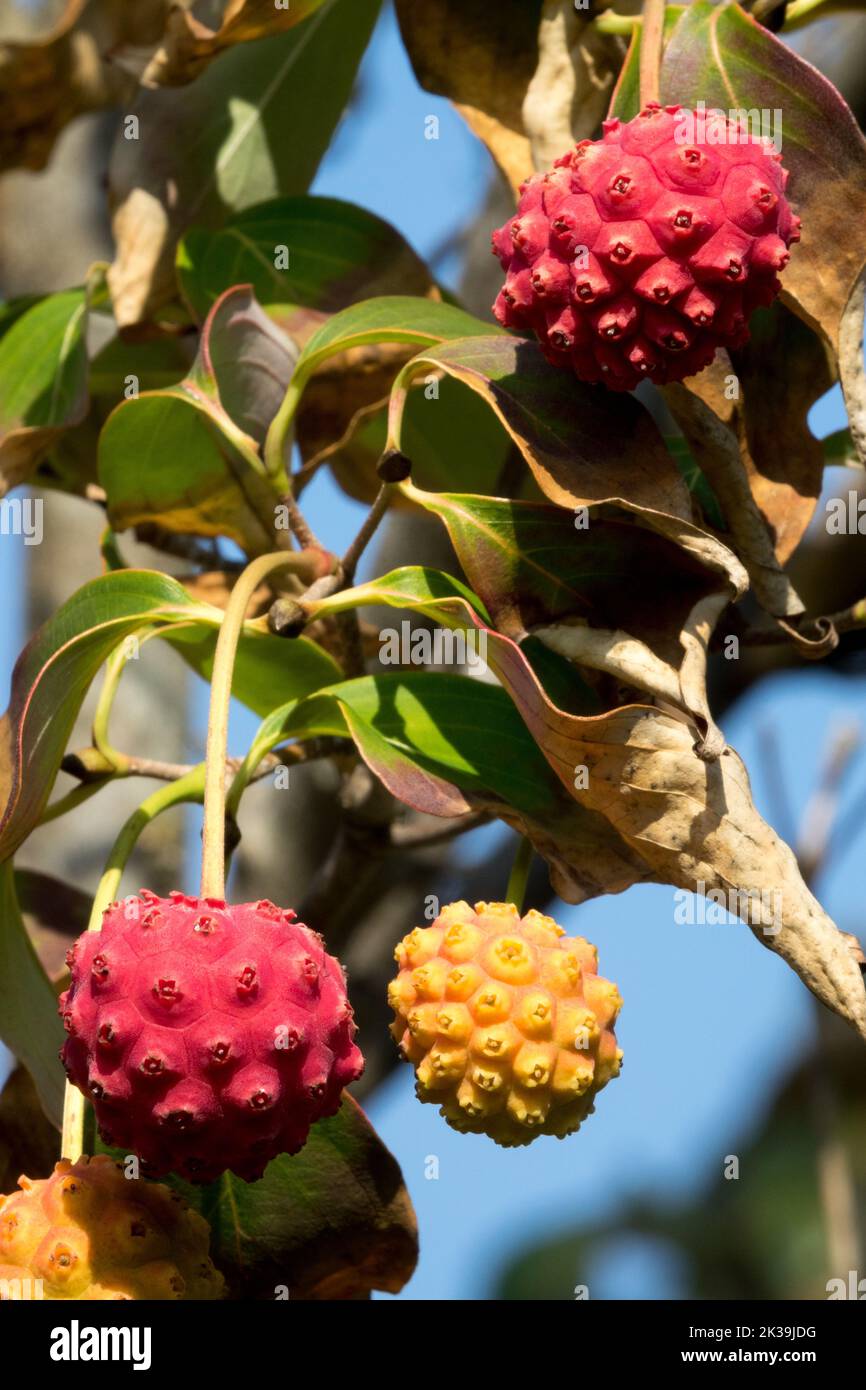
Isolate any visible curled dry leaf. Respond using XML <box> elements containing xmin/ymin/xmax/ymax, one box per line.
<box><xmin>494</xmin><ymin>626</ymin><xmax>866</xmax><ymax>1041</ymax></box>
<box><xmin>308</xmin><ymin>575</ymin><xmax>866</xmax><ymax>1041</ymax></box>
<box><xmin>0</xmin><ymin>0</ymin><xmax>105</xmax><ymax>172</ymax></box>
<box><xmin>684</xmin><ymin>306</ymin><xmax>835</xmax><ymax>566</ymax></box>
<box><xmin>0</xmin><ymin>1</ymin><xmax>178</xmax><ymax>173</ymax></box>
<box><xmin>0</xmin><ymin>2</ymin><xmax>331</xmax><ymax>173</ymax></box>
<box><xmin>392</xmin><ymin>334</ymin><xmax>693</xmax><ymax>519</ymax></box>
<box><xmin>396</xmin><ymin>0</ymin><xmax>637</xmax><ymax>195</ymax></box>
<box><xmin>402</xmin><ymin>483</ymin><xmax>747</xmax><ymax>758</ymax></box>
<box><xmin>663</xmin><ymin>382</ymin><xmax>809</xmax><ymax>622</ymax></box>
<box><xmin>113</xmin><ymin>0</ymin><xmax>328</xmax><ymax>88</ymax></box>
<box><xmin>522</xmin><ymin>0</ymin><xmax>635</xmax><ymax>173</ymax></box>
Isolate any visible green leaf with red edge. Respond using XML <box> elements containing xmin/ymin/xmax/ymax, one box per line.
<box><xmin>391</xmin><ymin>335</ymin><xmax>693</xmax><ymax>517</ymax></box>
<box><xmin>239</xmin><ymin>660</ymin><xmax>646</xmax><ymax>902</ymax></box>
<box><xmin>100</xmin><ymin>1094</ymin><xmax>418</xmax><ymax>1300</ymax></box>
<box><xmin>37</xmin><ymin>331</ymin><xmax>196</xmax><ymax>499</ymax></box>
<box><xmin>98</xmin><ymin>286</ymin><xmax>295</xmax><ymax>549</ymax></box>
<box><xmin>292</xmin><ymin>299</ymin><xmax>511</xmax><ymax>503</ymax></box>
<box><xmin>304</xmin><ymin>567</ymin><xmax>866</xmax><ymax>1040</ymax></box>
<box><xmin>609</xmin><ymin>0</ymin><xmax>866</xmax><ymax>459</ymax></box>
<box><xmin>0</xmin><ymin>862</ymin><xmax>65</xmax><ymax>1128</ymax></box>
<box><xmin>177</xmin><ymin>197</ymin><xmax>434</xmax><ymax>323</ymax></box>
<box><xmin>402</xmin><ymin>482</ymin><xmax>744</xmax><ymax>637</ymax></box>
<box><xmin>302</xmin><ymin>370</ymin><xmax>517</xmax><ymax>506</ymax></box>
<box><xmin>0</xmin><ymin>286</ymin><xmax>91</xmax><ymax>495</ymax></box>
<box><xmin>289</xmin><ymin>295</ymin><xmax>498</xmax><ymax>401</ymax></box>
<box><xmin>0</xmin><ymin>569</ymin><xmax>340</xmax><ymax>862</ymax></box>
<box><xmin>401</xmin><ymin>482</ymin><xmax>749</xmax><ymax>753</ymax></box>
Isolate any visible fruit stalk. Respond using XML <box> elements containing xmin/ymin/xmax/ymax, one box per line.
<box><xmin>505</xmin><ymin>835</ymin><xmax>534</xmax><ymax>914</ymax></box>
<box><xmin>200</xmin><ymin>549</ymin><xmax>326</xmax><ymax>900</ymax></box>
<box><xmin>639</xmin><ymin>0</ymin><xmax>666</xmax><ymax>108</ymax></box>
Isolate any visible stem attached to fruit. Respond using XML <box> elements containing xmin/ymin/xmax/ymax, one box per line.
<box><xmin>61</xmin><ymin>764</ymin><xmax>208</xmax><ymax>1163</ymax></box>
<box><xmin>200</xmin><ymin>549</ymin><xmax>328</xmax><ymax>900</ymax></box>
<box><xmin>505</xmin><ymin>835</ymin><xmax>534</xmax><ymax>914</ymax></box>
<box><xmin>639</xmin><ymin>0</ymin><xmax>666</xmax><ymax>107</ymax></box>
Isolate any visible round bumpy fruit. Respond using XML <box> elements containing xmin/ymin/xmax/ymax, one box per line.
<box><xmin>388</xmin><ymin>901</ymin><xmax>622</xmax><ymax>1145</ymax></box>
<box><xmin>492</xmin><ymin>102</ymin><xmax>800</xmax><ymax>391</ymax></box>
<box><xmin>60</xmin><ymin>894</ymin><xmax>364</xmax><ymax>1183</ymax></box>
<box><xmin>0</xmin><ymin>1154</ymin><xmax>224</xmax><ymax>1300</ymax></box>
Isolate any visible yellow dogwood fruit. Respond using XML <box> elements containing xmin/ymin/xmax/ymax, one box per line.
<box><xmin>388</xmin><ymin>902</ymin><xmax>623</xmax><ymax>1145</ymax></box>
<box><xmin>0</xmin><ymin>1154</ymin><xmax>225</xmax><ymax>1300</ymax></box>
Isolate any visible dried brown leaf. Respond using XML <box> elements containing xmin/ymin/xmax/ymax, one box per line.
<box><xmin>488</xmin><ymin>639</ymin><xmax>866</xmax><ymax>1040</ymax></box>
<box><xmin>664</xmin><ymin>382</ymin><xmax>807</xmax><ymax>620</ymax></box>
<box><xmin>114</xmin><ymin>0</ymin><xmax>328</xmax><ymax>88</ymax></box>
<box><xmin>522</xmin><ymin>0</ymin><xmax>628</xmax><ymax>171</ymax></box>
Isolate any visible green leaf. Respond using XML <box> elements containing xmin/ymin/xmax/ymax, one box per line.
<box><xmin>109</xmin><ymin>0</ymin><xmax>383</xmax><ymax>326</ymax></box>
<box><xmin>403</xmin><ymin>485</ymin><xmax>739</xmax><ymax>640</ymax></box>
<box><xmin>318</xmin><ymin>375</ymin><xmax>516</xmax><ymax>505</ymax></box>
<box><xmin>0</xmin><ymin>569</ymin><xmax>340</xmax><ymax>860</ymax></box>
<box><xmin>822</xmin><ymin>427</ymin><xmax>859</xmax><ymax>468</ymax></box>
<box><xmin>252</xmin><ymin>669</ymin><xmax>567</xmax><ymax>818</ymax></box>
<box><xmin>291</xmin><ymin>299</ymin><xmax>504</xmax><ymax>502</ymax></box>
<box><xmin>165</xmin><ymin>623</ymin><xmax>340</xmax><ymax>721</ymax></box>
<box><xmin>233</xmin><ymin>659</ymin><xmax>637</xmax><ymax>902</ymax></box>
<box><xmin>98</xmin><ymin>396</ymin><xmax>275</xmax><ymax>551</ymax></box>
<box><xmin>0</xmin><ymin>862</ymin><xmax>65</xmax><ymax>1128</ymax></box>
<box><xmin>178</xmin><ymin>197</ymin><xmax>433</xmax><ymax>322</ymax></box>
<box><xmin>0</xmin><ymin>571</ymin><xmax>206</xmax><ymax>861</ymax></box>
<box><xmin>291</xmin><ymin>295</ymin><xmax>498</xmax><ymax>398</ymax></box>
<box><xmin>114</xmin><ymin>1095</ymin><xmax>418</xmax><ymax>1299</ymax></box>
<box><xmin>392</xmin><ymin>335</ymin><xmax>692</xmax><ymax>517</ymax></box>
<box><xmin>309</xmin><ymin>564</ymin><xmax>491</xmax><ymax>623</ymax></box>
<box><xmin>0</xmin><ymin>295</ymin><xmax>43</xmax><ymax>340</ymax></box>
<box><xmin>37</xmin><ymin>333</ymin><xmax>197</xmax><ymax>498</ymax></box>
<box><xmin>0</xmin><ymin>287</ymin><xmax>91</xmax><ymax>492</ymax></box>
<box><xmin>98</xmin><ymin>286</ymin><xmax>295</xmax><ymax>548</ymax></box>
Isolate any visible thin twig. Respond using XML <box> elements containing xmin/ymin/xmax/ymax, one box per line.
<box><xmin>279</xmin><ymin>492</ymin><xmax>321</xmax><ymax>550</ymax></box>
<box><xmin>340</xmin><ymin>483</ymin><xmax>396</xmax><ymax>583</ymax></box>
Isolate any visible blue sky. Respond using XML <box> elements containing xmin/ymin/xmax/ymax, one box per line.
<box><xmin>1</xmin><ymin>1</ymin><xmax>862</xmax><ymax>1301</ymax></box>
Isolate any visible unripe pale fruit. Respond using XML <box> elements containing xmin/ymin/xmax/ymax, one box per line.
<box><xmin>60</xmin><ymin>893</ymin><xmax>364</xmax><ymax>1183</ymax></box>
<box><xmin>0</xmin><ymin>1155</ymin><xmax>224</xmax><ymax>1300</ymax></box>
<box><xmin>388</xmin><ymin>902</ymin><xmax>622</xmax><ymax>1145</ymax></box>
<box><xmin>492</xmin><ymin>103</ymin><xmax>800</xmax><ymax>391</ymax></box>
